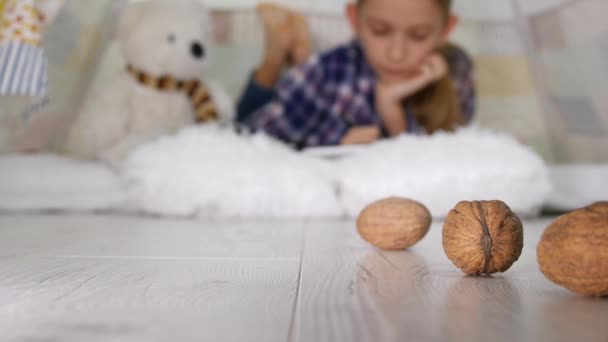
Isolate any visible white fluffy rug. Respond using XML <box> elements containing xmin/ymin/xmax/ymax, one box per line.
<box><xmin>334</xmin><ymin>129</ymin><xmax>551</xmax><ymax>218</ymax></box>
<box><xmin>0</xmin><ymin>126</ymin><xmax>554</xmax><ymax>219</ymax></box>
<box><xmin>124</xmin><ymin>126</ymin><xmax>340</xmax><ymax>219</ymax></box>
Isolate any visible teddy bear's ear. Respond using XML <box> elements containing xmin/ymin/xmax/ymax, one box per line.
<box><xmin>116</xmin><ymin>1</ymin><xmax>149</xmax><ymax>40</ymax></box>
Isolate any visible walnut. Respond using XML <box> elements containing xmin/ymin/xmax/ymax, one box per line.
<box><xmin>442</xmin><ymin>200</ymin><xmax>523</xmax><ymax>275</ymax></box>
<box><xmin>357</xmin><ymin>197</ymin><xmax>432</xmax><ymax>250</ymax></box>
<box><xmin>537</xmin><ymin>202</ymin><xmax>608</xmax><ymax>296</ymax></box>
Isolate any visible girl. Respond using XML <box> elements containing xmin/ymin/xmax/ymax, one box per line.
<box><xmin>237</xmin><ymin>0</ymin><xmax>475</xmax><ymax>149</ymax></box>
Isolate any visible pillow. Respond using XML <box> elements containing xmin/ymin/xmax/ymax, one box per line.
<box><xmin>0</xmin><ymin>154</ymin><xmax>128</xmax><ymax>212</ymax></box>
<box><xmin>545</xmin><ymin>164</ymin><xmax>608</xmax><ymax>212</ymax></box>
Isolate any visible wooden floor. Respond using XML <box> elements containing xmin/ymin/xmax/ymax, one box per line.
<box><xmin>0</xmin><ymin>214</ymin><xmax>606</xmax><ymax>342</ymax></box>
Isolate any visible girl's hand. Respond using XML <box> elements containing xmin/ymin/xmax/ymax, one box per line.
<box><xmin>374</xmin><ymin>54</ymin><xmax>448</xmax><ymax>136</ymax></box>
<box><xmin>341</xmin><ymin>125</ymin><xmax>381</xmax><ymax>145</ymax></box>
<box><xmin>376</xmin><ymin>53</ymin><xmax>448</xmax><ymax>105</ymax></box>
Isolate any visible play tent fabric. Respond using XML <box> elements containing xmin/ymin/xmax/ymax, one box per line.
<box><xmin>517</xmin><ymin>0</ymin><xmax>608</xmax><ymax>163</ymax></box>
<box><xmin>4</xmin><ymin>0</ymin><xmax>606</xmax><ymax>163</ymax></box>
<box><xmin>0</xmin><ymin>0</ymin><xmax>120</xmax><ymax>153</ymax></box>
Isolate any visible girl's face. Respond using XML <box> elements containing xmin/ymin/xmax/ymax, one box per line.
<box><xmin>347</xmin><ymin>0</ymin><xmax>457</xmax><ymax>84</ymax></box>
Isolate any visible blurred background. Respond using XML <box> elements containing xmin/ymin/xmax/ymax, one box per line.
<box><xmin>1</xmin><ymin>0</ymin><xmax>607</xmax><ymax>163</ymax></box>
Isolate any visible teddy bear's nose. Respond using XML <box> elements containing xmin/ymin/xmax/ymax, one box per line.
<box><xmin>191</xmin><ymin>41</ymin><xmax>205</xmax><ymax>59</ymax></box>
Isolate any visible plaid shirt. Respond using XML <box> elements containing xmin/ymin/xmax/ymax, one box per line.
<box><xmin>244</xmin><ymin>40</ymin><xmax>475</xmax><ymax>149</ymax></box>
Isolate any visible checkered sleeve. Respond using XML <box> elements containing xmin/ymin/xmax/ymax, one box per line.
<box><xmin>448</xmin><ymin>45</ymin><xmax>476</xmax><ymax>124</ymax></box>
<box><xmin>246</xmin><ymin>56</ymin><xmax>337</xmax><ymax>148</ymax></box>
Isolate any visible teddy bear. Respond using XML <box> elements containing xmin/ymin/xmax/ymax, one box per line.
<box><xmin>64</xmin><ymin>0</ymin><xmax>233</xmax><ymax>166</ymax></box>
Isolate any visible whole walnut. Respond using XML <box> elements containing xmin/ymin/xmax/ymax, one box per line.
<box><xmin>443</xmin><ymin>200</ymin><xmax>524</xmax><ymax>275</ymax></box>
<box><xmin>357</xmin><ymin>197</ymin><xmax>432</xmax><ymax>250</ymax></box>
<box><xmin>537</xmin><ymin>202</ymin><xmax>608</xmax><ymax>296</ymax></box>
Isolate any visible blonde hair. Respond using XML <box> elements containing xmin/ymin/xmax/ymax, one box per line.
<box><xmin>358</xmin><ymin>0</ymin><xmax>464</xmax><ymax>133</ymax></box>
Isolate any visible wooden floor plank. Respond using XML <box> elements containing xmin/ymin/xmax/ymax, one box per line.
<box><xmin>293</xmin><ymin>219</ymin><xmax>608</xmax><ymax>342</ymax></box>
<box><xmin>0</xmin><ymin>256</ymin><xmax>299</xmax><ymax>342</ymax></box>
<box><xmin>0</xmin><ymin>214</ymin><xmax>305</xmax><ymax>259</ymax></box>
<box><xmin>1</xmin><ymin>215</ymin><xmax>606</xmax><ymax>342</ymax></box>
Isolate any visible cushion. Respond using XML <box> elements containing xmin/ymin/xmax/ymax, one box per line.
<box><xmin>0</xmin><ymin>154</ymin><xmax>128</xmax><ymax>212</ymax></box>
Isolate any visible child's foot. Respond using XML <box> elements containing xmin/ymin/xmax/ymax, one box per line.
<box><xmin>256</xmin><ymin>3</ymin><xmax>293</xmax><ymax>66</ymax></box>
<box><xmin>291</xmin><ymin>12</ymin><xmax>312</xmax><ymax>65</ymax></box>
<box><xmin>255</xmin><ymin>3</ymin><xmax>313</xmax><ymax>87</ymax></box>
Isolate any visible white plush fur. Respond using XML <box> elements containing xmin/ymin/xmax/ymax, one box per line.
<box><xmin>64</xmin><ymin>0</ymin><xmax>233</xmax><ymax>166</ymax></box>
<box><xmin>334</xmin><ymin>128</ymin><xmax>552</xmax><ymax>218</ymax></box>
<box><xmin>122</xmin><ymin>126</ymin><xmax>551</xmax><ymax>219</ymax></box>
<box><xmin>0</xmin><ymin>127</ymin><xmax>554</xmax><ymax>219</ymax></box>
<box><xmin>124</xmin><ymin>125</ymin><xmax>341</xmax><ymax>219</ymax></box>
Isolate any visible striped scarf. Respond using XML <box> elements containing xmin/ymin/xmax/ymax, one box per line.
<box><xmin>127</xmin><ymin>64</ymin><xmax>218</xmax><ymax>123</ymax></box>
